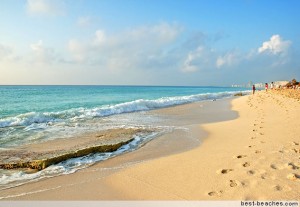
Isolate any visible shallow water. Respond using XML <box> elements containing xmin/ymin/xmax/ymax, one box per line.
<box><xmin>0</xmin><ymin>85</ymin><xmax>248</xmax><ymax>190</ymax></box>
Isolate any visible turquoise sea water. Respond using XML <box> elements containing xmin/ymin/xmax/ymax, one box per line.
<box><xmin>0</xmin><ymin>85</ymin><xmax>249</xmax><ymax>190</ymax></box>
<box><xmin>0</xmin><ymin>85</ymin><xmax>248</xmax><ymax>147</ymax></box>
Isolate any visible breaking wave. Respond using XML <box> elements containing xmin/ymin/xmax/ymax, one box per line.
<box><xmin>0</xmin><ymin>91</ymin><xmax>248</xmax><ymax>128</ymax></box>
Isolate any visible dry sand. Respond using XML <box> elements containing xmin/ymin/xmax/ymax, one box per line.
<box><xmin>102</xmin><ymin>91</ymin><xmax>300</xmax><ymax>200</ymax></box>
<box><xmin>0</xmin><ymin>91</ymin><xmax>299</xmax><ymax>200</ymax></box>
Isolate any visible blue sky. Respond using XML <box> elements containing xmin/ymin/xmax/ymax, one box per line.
<box><xmin>0</xmin><ymin>0</ymin><xmax>299</xmax><ymax>86</ymax></box>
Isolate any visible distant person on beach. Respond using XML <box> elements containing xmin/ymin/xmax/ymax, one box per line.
<box><xmin>252</xmin><ymin>85</ymin><xmax>256</xmax><ymax>95</ymax></box>
<box><xmin>265</xmin><ymin>83</ymin><xmax>268</xmax><ymax>92</ymax></box>
<box><xmin>271</xmin><ymin>82</ymin><xmax>274</xmax><ymax>89</ymax></box>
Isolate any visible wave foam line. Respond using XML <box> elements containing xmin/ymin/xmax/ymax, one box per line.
<box><xmin>0</xmin><ymin>91</ymin><xmax>249</xmax><ymax>128</ymax></box>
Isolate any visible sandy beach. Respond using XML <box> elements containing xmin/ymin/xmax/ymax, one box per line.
<box><xmin>0</xmin><ymin>91</ymin><xmax>299</xmax><ymax>200</ymax></box>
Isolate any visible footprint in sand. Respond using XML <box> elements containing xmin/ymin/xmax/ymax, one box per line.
<box><xmin>261</xmin><ymin>172</ymin><xmax>276</xmax><ymax>180</ymax></box>
<box><xmin>241</xmin><ymin>180</ymin><xmax>250</xmax><ymax>187</ymax></box>
<box><xmin>247</xmin><ymin>170</ymin><xmax>255</xmax><ymax>175</ymax></box>
<box><xmin>217</xmin><ymin>169</ymin><xmax>233</xmax><ymax>174</ymax></box>
<box><xmin>292</xmin><ymin>148</ymin><xmax>300</xmax><ymax>154</ymax></box>
<box><xmin>255</xmin><ymin>150</ymin><xmax>262</xmax><ymax>154</ymax></box>
<box><xmin>260</xmin><ymin>141</ymin><xmax>266</xmax><ymax>144</ymax></box>
<box><xmin>273</xmin><ymin>185</ymin><xmax>283</xmax><ymax>191</ymax></box>
<box><xmin>261</xmin><ymin>174</ymin><xmax>268</xmax><ymax>180</ymax></box>
<box><xmin>285</xmin><ymin>162</ymin><xmax>299</xmax><ymax>170</ymax></box>
<box><xmin>242</xmin><ymin>162</ymin><xmax>250</xmax><ymax>167</ymax></box>
<box><xmin>270</xmin><ymin>164</ymin><xmax>278</xmax><ymax>170</ymax></box>
<box><xmin>287</xmin><ymin>173</ymin><xmax>300</xmax><ymax>181</ymax></box>
<box><xmin>229</xmin><ymin>180</ymin><xmax>238</xmax><ymax>187</ymax></box>
<box><xmin>292</xmin><ymin>141</ymin><xmax>299</xmax><ymax>146</ymax></box>
<box><xmin>207</xmin><ymin>190</ymin><xmax>223</xmax><ymax>197</ymax></box>
<box><xmin>235</xmin><ymin>155</ymin><xmax>247</xmax><ymax>159</ymax></box>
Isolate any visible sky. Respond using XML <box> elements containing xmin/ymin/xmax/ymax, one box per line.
<box><xmin>0</xmin><ymin>0</ymin><xmax>299</xmax><ymax>86</ymax></box>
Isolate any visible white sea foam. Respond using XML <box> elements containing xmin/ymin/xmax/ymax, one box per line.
<box><xmin>0</xmin><ymin>91</ymin><xmax>249</xmax><ymax>128</ymax></box>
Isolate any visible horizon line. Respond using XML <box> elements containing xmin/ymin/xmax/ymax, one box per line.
<box><xmin>0</xmin><ymin>84</ymin><xmax>248</xmax><ymax>88</ymax></box>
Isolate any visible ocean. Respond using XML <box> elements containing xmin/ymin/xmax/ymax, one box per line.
<box><xmin>0</xmin><ymin>85</ymin><xmax>248</xmax><ymax>190</ymax></box>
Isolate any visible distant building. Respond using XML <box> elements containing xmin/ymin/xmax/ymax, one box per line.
<box><xmin>232</xmin><ymin>81</ymin><xmax>289</xmax><ymax>89</ymax></box>
<box><xmin>254</xmin><ymin>83</ymin><xmax>264</xmax><ymax>89</ymax></box>
<box><xmin>273</xmin><ymin>81</ymin><xmax>289</xmax><ymax>88</ymax></box>
<box><xmin>231</xmin><ymin>84</ymin><xmax>246</xmax><ymax>88</ymax></box>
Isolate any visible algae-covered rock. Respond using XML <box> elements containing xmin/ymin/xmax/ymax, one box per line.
<box><xmin>0</xmin><ymin>128</ymin><xmax>152</xmax><ymax>171</ymax></box>
<box><xmin>234</xmin><ymin>92</ymin><xmax>243</xmax><ymax>96</ymax></box>
<box><xmin>0</xmin><ymin>139</ymin><xmax>133</xmax><ymax>170</ymax></box>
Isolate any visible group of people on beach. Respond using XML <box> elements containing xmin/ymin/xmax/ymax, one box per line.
<box><xmin>264</xmin><ymin>82</ymin><xmax>275</xmax><ymax>92</ymax></box>
<box><xmin>252</xmin><ymin>82</ymin><xmax>275</xmax><ymax>95</ymax></box>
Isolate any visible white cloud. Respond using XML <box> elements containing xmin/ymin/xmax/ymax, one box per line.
<box><xmin>182</xmin><ymin>47</ymin><xmax>205</xmax><ymax>73</ymax></box>
<box><xmin>258</xmin><ymin>35</ymin><xmax>291</xmax><ymax>55</ymax></box>
<box><xmin>94</xmin><ymin>30</ymin><xmax>106</xmax><ymax>45</ymax></box>
<box><xmin>68</xmin><ymin>39</ymin><xmax>90</xmax><ymax>62</ymax></box>
<box><xmin>127</xmin><ymin>22</ymin><xmax>182</xmax><ymax>44</ymax></box>
<box><xmin>68</xmin><ymin>39</ymin><xmax>83</xmax><ymax>53</ymax></box>
<box><xmin>216</xmin><ymin>51</ymin><xmax>239</xmax><ymax>68</ymax></box>
<box><xmin>181</xmin><ymin>46</ymin><xmax>217</xmax><ymax>73</ymax></box>
<box><xmin>26</xmin><ymin>0</ymin><xmax>65</xmax><ymax>16</ymax></box>
<box><xmin>182</xmin><ymin>53</ymin><xmax>199</xmax><ymax>72</ymax></box>
<box><xmin>30</xmin><ymin>40</ymin><xmax>59</xmax><ymax>63</ymax></box>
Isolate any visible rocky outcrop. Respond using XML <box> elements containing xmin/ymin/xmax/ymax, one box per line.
<box><xmin>0</xmin><ymin>128</ymin><xmax>152</xmax><ymax>171</ymax></box>
<box><xmin>0</xmin><ymin>139</ymin><xmax>133</xmax><ymax>170</ymax></box>
<box><xmin>234</xmin><ymin>92</ymin><xmax>243</xmax><ymax>96</ymax></box>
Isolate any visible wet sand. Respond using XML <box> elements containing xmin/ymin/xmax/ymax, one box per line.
<box><xmin>0</xmin><ymin>98</ymin><xmax>235</xmax><ymax>200</ymax></box>
<box><xmin>1</xmin><ymin>92</ymin><xmax>299</xmax><ymax>200</ymax></box>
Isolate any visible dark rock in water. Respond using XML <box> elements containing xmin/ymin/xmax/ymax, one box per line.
<box><xmin>0</xmin><ymin>139</ymin><xmax>133</xmax><ymax>170</ymax></box>
<box><xmin>234</xmin><ymin>92</ymin><xmax>243</xmax><ymax>96</ymax></box>
<box><xmin>0</xmin><ymin>128</ymin><xmax>152</xmax><ymax>171</ymax></box>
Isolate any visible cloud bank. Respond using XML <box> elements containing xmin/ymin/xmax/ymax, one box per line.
<box><xmin>26</xmin><ymin>0</ymin><xmax>65</xmax><ymax>16</ymax></box>
<box><xmin>68</xmin><ymin>22</ymin><xmax>183</xmax><ymax>70</ymax></box>
<box><xmin>30</xmin><ymin>40</ymin><xmax>60</xmax><ymax>64</ymax></box>
<box><xmin>0</xmin><ymin>17</ymin><xmax>298</xmax><ymax>85</ymax></box>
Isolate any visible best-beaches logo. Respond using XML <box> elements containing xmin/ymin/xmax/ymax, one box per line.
<box><xmin>241</xmin><ymin>201</ymin><xmax>299</xmax><ymax>207</ymax></box>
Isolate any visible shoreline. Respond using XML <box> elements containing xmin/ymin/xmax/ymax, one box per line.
<box><xmin>0</xmin><ymin>98</ymin><xmax>236</xmax><ymax>200</ymax></box>
<box><xmin>0</xmin><ymin>91</ymin><xmax>299</xmax><ymax>200</ymax></box>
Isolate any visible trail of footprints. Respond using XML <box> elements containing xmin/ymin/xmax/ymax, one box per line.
<box><xmin>208</xmin><ymin>94</ymin><xmax>300</xmax><ymax>197</ymax></box>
